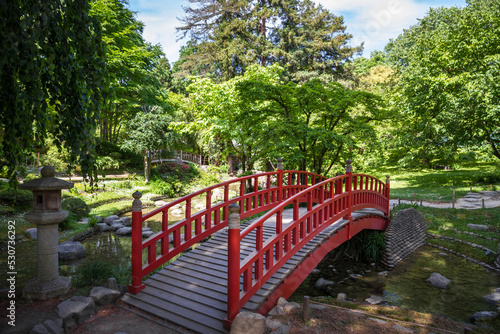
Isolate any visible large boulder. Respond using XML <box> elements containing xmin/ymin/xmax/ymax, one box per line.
<box><xmin>55</xmin><ymin>296</ymin><xmax>96</xmax><ymax>330</ymax></box>
<box><xmin>483</xmin><ymin>289</ymin><xmax>500</xmax><ymax>304</ymax></box>
<box><xmin>58</xmin><ymin>242</ymin><xmax>86</xmax><ymax>261</ymax></box>
<box><xmin>110</xmin><ymin>223</ymin><xmax>124</xmax><ymax>232</ymax></box>
<box><xmin>469</xmin><ymin>311</ymin><xmax>498</xmax><ymax>323</ymax></box>
<box><xmin>230</xmin><ymin>312</ymin><xmax>266</xmax><ymax>334</ymax></box>
<box><xmin>265</xmin><ymin>315</ymin><xmax>291</xmax><ymax>334</ymax></box>
<box><xmin>116</xmin><ymin>217</ymin><xmax>131</xmax><ymax>227</ymax></box>
<box><xmin>96</xmin><ymin>223</ymin><xmax>110</xmax><ymax>232</ymax></box>
<box><xmin>426</xmin><ymin>273</ymin><xmax>450</xmax><ymax>289</ymax></box>
<box><xmin>89</xmin><ymin>286</ymin><xmax>121</xmax><ymax>306</ymax></box>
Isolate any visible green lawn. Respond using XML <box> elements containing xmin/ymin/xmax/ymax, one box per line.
<box><xmin>365</xmin><ymin>162</ymin><xmax>500</xmax><ymax>201</ymax></box>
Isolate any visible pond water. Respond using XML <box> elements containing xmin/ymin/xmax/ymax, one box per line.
<box><xmin>290</xmin><ymin>245</ymin><xmax>500</xmax><ymax>322</ymax></box>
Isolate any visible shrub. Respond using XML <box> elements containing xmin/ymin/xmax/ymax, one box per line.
<box><xmin>111</xmin><ymin>263</ymin><xmax>131</xmax><ymax>285</ymax></box>
<box><xmin>61</xmin><ymin>197</ymin><xmax>90</xmax><ymax>219</ymax></box>
<box><xmin>96</xmin><ymin>138</ymin><xmax>142</xmax><ymax>169</ymax></box>
<box><xmin>74</xmin><ymin>259</ymin><xmax>112</xmax><ymax>287</ymax></box>
<box><xmin>0</xmin><ymin>182</ymin><xmax>32</xmax><ymax>205</ymax></box>
<box><xmin>96</xmin><ymin>156</ymin><xmax>121</xmax><ymax>171</ymax></box>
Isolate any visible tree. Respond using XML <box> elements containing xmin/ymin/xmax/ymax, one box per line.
<box><xmin>188</xmin><ymin>65</ymin><xmax>384</xmax><ymax>175</ymax></box>
<box><xmin>386</xmin><ymin>0</ymin><xmax>500</xmax><ymax>162</ymax></box>
<box><xmin>176</xmin><ymin>0</ymin><xmax>360</xmax><ymax>82</ymax></box>
<box><xmin>122</xmin><ymin>110</ymin><xmax>176</xmax><ymax>182</ymax></box>
<box><xmin>90</xmin><ymin>0</ymin><xmax>164</xmax><ymax>143</ymax></box>
<box><xmin>0</xmin><ymin>0</ymin><xmax>106</xmax><ymax>183</ymax></box>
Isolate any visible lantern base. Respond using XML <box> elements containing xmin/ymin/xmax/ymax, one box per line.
<box><xmin>23</xmin><ymin>276</ymin><xmax>71</xmax><ymax>300</ymax></box>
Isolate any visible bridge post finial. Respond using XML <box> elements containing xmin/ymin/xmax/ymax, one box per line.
<box><xmin>228</xmin><ymin>203</ymin><xmax>240</xmax><ymax>229</ymax></box>
<box><xmin>386</xmin><ymin>175</ymin><xmax>390</xmax><ymax>184</ymax></box>
<box><xmin>277</xmin><ymin>158</ymin><xmax>283</xmax><ymax>171</ymax></box>
<box><xmin>345</xmin><ymin>159</ymin><xmax>353</xmax><ymax>174</ymax></box>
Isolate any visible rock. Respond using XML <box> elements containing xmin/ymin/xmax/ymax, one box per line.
<box><xmin>483</xmin><ymin>291</ymin><xmax>500</xmax><ymax>304</ymax></box>
<box><xmin>349</xmin><ymin>274</ymin><xmax>363</xmax><ymax>279</ymax></box>
<box><xmin>94</xmin><ymin>216</ymin><xmax>103</xmax><ymax>223</ymax></box>
<box><xmin>105</xmin><ymin>277</ymin><xmax>120</xmax><ymax>292</ymax></box>
<box><xmin>283</xmin><ymin>302</ymin><xmax>300</xmax><ymax>313</ymax></box>
<box><xmin>378</xmin><ymin>271</ymin><xmax>389</xmax><ymax>276</ymax></box>
<box><xmin>315</xmin><ymin>278</ymin><xmax>334</xmax><ymax>289</ymax></box>
<box><xmin>195</xmin><ymin>203</ymin><xmax>205</xmax><ymax>210</ymax></box>
<box><xmin>268</xmin><ymin>305</ymin><xmax>285</xmax><ymax>315</ymax></box>
<box><xmin>171</xmin><ymin>204</ymin><xmax>181</xmax><ymax>209</ymax></box>
<box><xmin>311</xmin><ymin>269</ymin><xmax>321</xmax><ymax>274</ymax></box>
<box><xmin>90</xmin><ymin>286</ymin><xmax>121</xmax><ymax>306</ymax></box>
<box><xmin>115</xmin><ymin>227</ymin><xmax>132</xmax><ymax>236</ymax></box>
<box><xmin>110</xmin><ymin>223</ymin><xmax>124</xmax><ymax>232</ymax></box>
<box><xmin>265</xmin><ymin>316</ymin><xmax>291</xmax><ymax>334</ymax></box>
<box><xmin>365</xmin><ymin>295</ymin><xmax>387</xmax><ymax>305</ymax></box>
<box><xmin>426</xmin><ymin>273</ymin><xmax>450</xmax><ymax>289</ymax></box>
<box><xmin>117</xmin><ymin>284</ymin><xmax>128</xmax><ymax>296</ymax></box>
<box><xmin>337</xmin><ymin>293</ymin><xmax>347</xmax><ymax>301</ymax></box>
<box><xmin>171</xmin><ymin>209</ymin><xmax>183</xmax><ymax>217</ymax></box>
<box><xmin>467</xmin><ymin>224</ymin><xmax>490</xmax><ymax>231</ymax></box>
<box><xmin>58</xmin><ymin>242</ymin><xmax>86</xmax><ymax>261</ymax></box>
<box><xmin>78</xmin><ymin>218</ymin><xmax>89</xmax><ymax>224</ymax></box>
<box><xmin>393</xmin><ymin>324</ymin><xmax>414</xmax><ymax>332</ymax></box>
<box><xmin>104</xmin><ymin>215</ymin><xmax>120</xmax><ymax>225</ymax></box>
<box><xmin>310</xmin><ymin>304</ymin><xmax>329</xmax><ymax>310</ymax></box>
<box><xmin>42</xmin><ymin>319</ymin><xmax>64</xmax><ymax>334</ymax></box>
<box><xmin>230</xmin><ymin>311</ymin><xmax>265</xmax><ymax>334</ymax></box>
<box><xmin>142</xmin><ymin>230</ymin><xmax>155</xmax><ymax>238</ymax></box>
<box><xmin>277</xmin><ymin>297</ymin><xmax>288</xmax><ymax>306</ymax></box>
<box><xmin>26</xmin><ymin>228</ymin><xmax>37</xmax><ymax>239</ymax></box>
<box><xmin>30</xmin><ymin>324</ymin><xmax>50</xmax><ymax>334</ymax></box>
<box><xmin>116</xmin><ymin>217</ymin><xmax>131</xmax><ymax>226</ymax></box>
<box><xmin>469</xmin><ymin>311</ymin><xmax>498</xmax><ymax>323</ymax></box>
<box><xmin>55</xmin><ymin>296</ymin><xmax>96</xmax><ymax>330</ymax></box>
<box><xmin>369</xmin><ymin>318</ymin><xmax>388</xmax><ymax>325</ymax></box>
<box><xmin>97</xmin><ymin>223</ymin><xmax>111</xmax><ymax>232</ymax></box>
<box><xmin>155</xmin><ymin>200</ymin><xmax>168</xmax><ymax>207</ymax></box>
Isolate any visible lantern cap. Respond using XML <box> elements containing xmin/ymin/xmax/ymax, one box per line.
<box><xmin>18</xmin><ymin>166</ymin><xmax>73</xmax><ymax>191</ymax></box>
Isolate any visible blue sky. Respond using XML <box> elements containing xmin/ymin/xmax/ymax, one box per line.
<box><xmin>128</xmin><ymin>0</ymin><xmax>467</xmax><ymax>64</ymax></box>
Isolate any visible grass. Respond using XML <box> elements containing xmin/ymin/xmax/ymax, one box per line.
<box><xmin>395</xmin><ymin>204</ymin><xmax>500</xmax><ymax>264</ymax></box>
<box><xmin>366</xmin><ymin>162</ymin><xmax>500</xmax><ymax>201</ymax></box>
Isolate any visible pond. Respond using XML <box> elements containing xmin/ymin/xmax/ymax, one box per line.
<box><xmin>290</xmin><ymin>245</ymin><xmax>500</xmax><ymax>322</ymax></box>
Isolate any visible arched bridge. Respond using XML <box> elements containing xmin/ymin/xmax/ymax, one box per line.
<box><xmin>122</xmin><ymin>160</ymin><xmax>391</xmax><ymax>333</ymax></box>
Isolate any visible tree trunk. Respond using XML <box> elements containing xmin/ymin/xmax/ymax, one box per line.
<box><xmin>144</xmin><ymin>151</ymin><xmax>152</xmax><ymax>183</ymax></box>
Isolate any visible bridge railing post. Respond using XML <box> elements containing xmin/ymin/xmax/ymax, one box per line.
<box><xmin>225</xmin><ymin>203</ymin><xmax>241</xmax><ymax>330</ymax></box>
<box><xmin>277</xmin><ymin>158</ymin><xmax>283</xmax><ymax>203</ymax></box>
<box><xmin>385</xmin><ymin>175</ymin><xmax>391</xmax><ymax>217</ymax></box>
<box><xmin>344</xmin><ymin>159</ymin><xmax>353</xmax><ymax>239</ymax></box>
<box><xmin>129</xmin><ymin>191</ymin><xmax>145</xmax><ymax>294</ymax></box>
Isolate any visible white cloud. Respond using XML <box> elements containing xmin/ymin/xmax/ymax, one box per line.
<box><xmin>317</xmin><ymin>0</ymin><xmax>430</xmax><ymax>55</ymax></box>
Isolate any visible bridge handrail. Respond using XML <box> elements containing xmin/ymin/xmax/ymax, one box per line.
<box><xmin>128</xmin><ymin>167</ymin><xmax>328</xmax><ymax>294</ymax></box>
<box><xmin>225</xmin><ymin>162</ymin><xmax>390</xmax><ymax>325</ymax></box>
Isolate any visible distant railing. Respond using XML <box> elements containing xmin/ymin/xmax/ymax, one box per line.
<box><xmin>128</xmin><ymin>159</ymin><xmax>328</xmax><ymax>294</ymax></box>
<box><xmin>151</xmin><ymin>150</ymin><xmax>213</xmax><ymax>166</ymax></box>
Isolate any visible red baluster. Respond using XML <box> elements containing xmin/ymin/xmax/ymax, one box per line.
<box><xmin>225</xmin><ymin>203</ymin><xmax>241</xmax><ymax>329</ymax></box>
<box><xmin>129</xmin><ymin>191</ymin><xmax>145</xmax><ymax>294</ymax></box>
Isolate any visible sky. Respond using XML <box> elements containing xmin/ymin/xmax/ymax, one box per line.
<box><xmin>128</xmin><ymin>0</ymin><xmax>467</xmax><ymax>64</ymax></box>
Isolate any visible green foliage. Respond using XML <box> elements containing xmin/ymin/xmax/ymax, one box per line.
<box><xmin>61</xmin><ymin>197</ymin><xmax>90</xmax><ymax>219</ymax></box>
<box><xmin>74</xmin><ymin>259</ymin><xmax>112</xmax><ymax>287</ymax></box>
<box><xmin>336</xmin><ymin>230</ymin><xmax>386</xmax><ymax>263</ymax></box>
<box><xmin>95</xmin><ymin>138</ymin><xmax>143</xmax><ymax>169</ymax></box>
<box><xmin>0</xmin><ymin>182</ymin><xmax>32</xmax><ymax>205</ymax></box>
<box><xmin>96</xmin><ymin>156</ymin><xmax>121</xmax><ymax>171</ymax></box>
<box><xmin>386</xmin><ymin>0</ymin><xmax>500</xmax><ymax>161</ymax></box>
<box><xmin>58</xmin><ymin>213</ymin><xmax>79</xmax><ymax>231</ymax></box>
<box><xmin>0</xmin><ymin>0</ymin><xmax>107</xmax><ymax>185</ymax></box>
<box><xmin>110</xmin><ymin>263</ymin><xmax>131</xmax><ymax>286</ymax></box>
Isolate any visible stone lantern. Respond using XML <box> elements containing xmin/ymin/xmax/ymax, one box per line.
<box><xmin>18</xmin><ymin>166</ymin><xmax>73</xmax><ymax>300</ymax></box>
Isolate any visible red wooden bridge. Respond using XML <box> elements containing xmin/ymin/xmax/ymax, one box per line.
<box><xmin>122</xmin><ymin>159</ymin><xmax>390</xmax><ymax>333</ymax></box>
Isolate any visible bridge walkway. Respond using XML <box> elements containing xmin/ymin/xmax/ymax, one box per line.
<box><xmin>122</xmin><ymin>207</ymin><xmax>384</xmax><ymax>334</ymax></box>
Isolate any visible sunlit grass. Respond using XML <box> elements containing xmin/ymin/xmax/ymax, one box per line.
<box><xmin>365</xmin><ymin>162</ymin><xmax>500</xmax><ymax>201</ymax></box>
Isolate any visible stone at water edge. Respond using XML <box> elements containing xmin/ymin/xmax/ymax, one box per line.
<box><xmin>115</xmin><ymin>227</ymin><xmax>132</xmax><ymax>236</ymax></box>
<box><xmin>55</xmin><ymin>296</ymin><xmax>96</xmax><ymax>330</ymax></box>
<box><xmin>110</xmin><ymin>223</ymin><xmax>124</xmax><ymax>231</ymax></box>
<box><xmin>230</xmin><ymin>312</ymin><xmax>266</xmax><ymax>334</ymax></box>
<box><xmin>97</xmin><ymin>223</ymin><xmax>110</xmax><ymax>232</ymax></box>
<box><xmin>142</xmin><ymin>230</ymin><xmax>155</xmax><ymax>238</ymax></box>
<box><xmin>104</xmin><ymin>215</ymin><xmax>120</xmax><ymax>225</ymax></box>
<box><xmin>483</xmin><ymin>291</ymin><xmax>500</xmax><ymax>304</ymax></box>
<box><xmin>365</xmin><ymin>295</ymin><xmax>387</xmax><ymax>305</ymax></box>
<box><xmin>155</xmin><ymin>200</ymin><xmax>168</xmax><ymax>207</ymax></box>
<box><xmin>116</xmin><ymin>217</ymin><xmax>131</xmax><ymax>227</ymax></box>
<box><xmin>58</xmin><ymin>241</ymin><xmax>86</xmax><ymax>261</ymax></box>
<box><xmin>104</xmin><ymin>277</ymin><xmax>120</xmax><ymax>292</ymax></box>
<box><xmin>469</xmin><ymin>311</ymin><xmax>498</xmax><ymax>323</ymax></box>
<box><xmin>426</xmin><ymin>273</ymin><xmax>450</xmax><ymax>289</ymax></box>
<box><xmin>315</xmin><ymin>278</ymin><xmax>334</xmax><ymax>289</ymax></box>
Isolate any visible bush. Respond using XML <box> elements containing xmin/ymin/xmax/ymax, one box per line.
<box><xmin>74</xmin><ymin>259</ymin><xmax>112</xmax><ymax>287</ymax></box>
<box><xmin>0</xmin><ymin>182</ymin><xmax>32</xmax><ymax>205</ymax></box>
<box><xmin>58</xmin><ymin>213</ymin><xmax>79</xmax><ymax>231</ymax></box>
<box><xmin>61</xmin><ymin>197</ymin><xmax>90</xmax><ymax>219</ymax></box>
<box><xmin>95</xmin><ymin>138</ymin><xmax>142</xmax><ymax>169</ymax></box>
<box><xmin>96</xmin><ymin>156</ymin><xmax>121</xmax><ymax>171</ymax></box>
